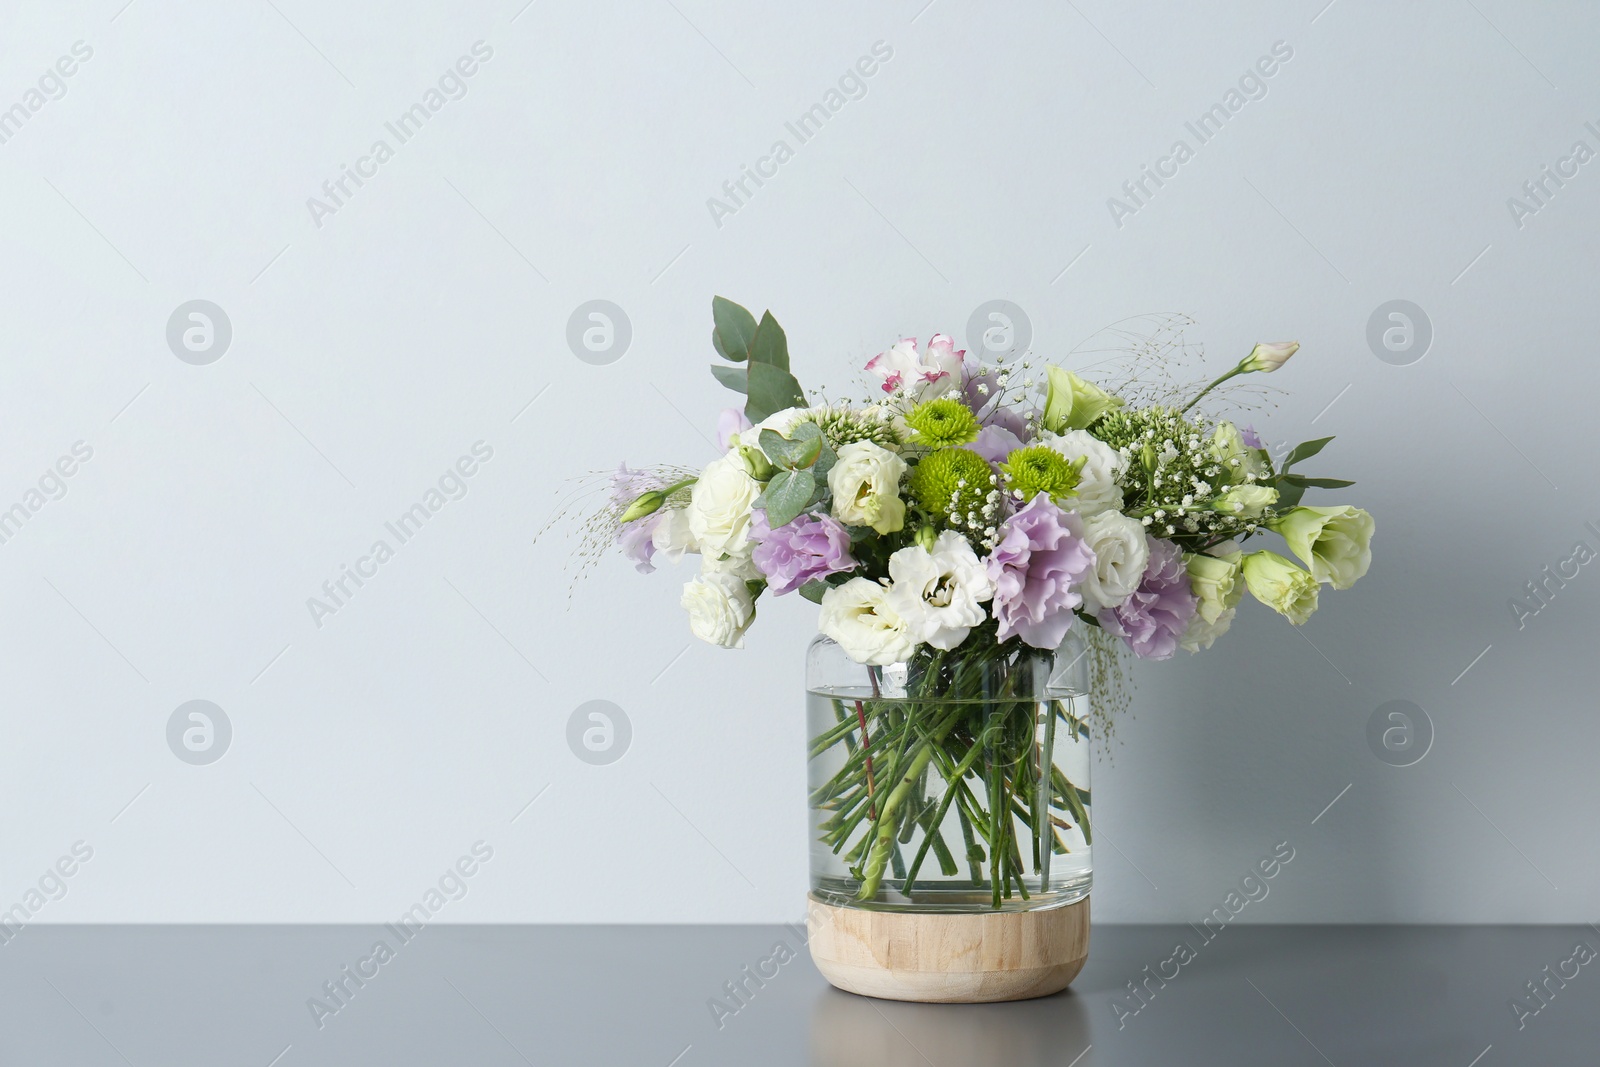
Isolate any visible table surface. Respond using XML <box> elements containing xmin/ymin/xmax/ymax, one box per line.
<box><xmin>3</xmin><ymin>923</ymin><xmax>1595</xmax><ymax>1065</ymax></box>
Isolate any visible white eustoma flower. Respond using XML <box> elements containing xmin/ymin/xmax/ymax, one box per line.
<box><xmin>651</xmin><ymin>508</ymin><xmax>698</xmax><ymax>563</ymax></box>
<box><xmin>1180</xmin><ymin>605</ymin><xmax>1235</xmax><ymax>653</ymax></box>
<box><xmin>1036</xmin><ymin>429</ymin><xmax>1124</xmax><ymax>515</ymax></box>
<box><xmin>737</xmin><ymin>406</ymin><xmax>812</xmax><ymax>448</ymax></box>
<box><xmin>819</xmin><ymin>577</ymin><xmax>918</xmax><ymax>665</ymax></box>
<box><xmin>1075</xmin><ymin>510</ymin><xmax>1149</xmax><ymax>614</ymax></box>
<box><xmin>884</xmin><ymin>532</ymin><xmax>995</xmax><ymax>650</ymax></box>
<box><xmin>681</xmin><ymin>571</ymin><xmax>754</xmax><ymax>648</ymax></box>
<box><xmin>1185</xmin><ymin>546</ymin><xmax>1244</xmax><ymax>623</ymax></box>
<box><xmin>828</xmin><ymin>441</ymin><xmax>908</xmax><ymax>535</ymax></box>
<box><xmin>687</xmin><ymin>452</ymin><xmax>760</xmax><ymax>565</ymax></box>
<box><xmin>1268</xmin><ymin>506</ymin><xmax>1374</xmax><ymax>589</ymax></box>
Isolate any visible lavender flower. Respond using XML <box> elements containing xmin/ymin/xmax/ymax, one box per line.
<box><xmin>617</xmin><ymin>517</ymin><xmax>661</xmax><ymax>573</ymax></box>
<box><xmin>611</xmin><ymin>464</ymin><xmax>663</xmax><ymax>574</ymax></box>
<box><xmin>1099</xmin><ymin>535</ymin><xmax>1198</xmax><ymax>660</ymax></box>
<box><xmin>717</xmin><ymin>407</ymin><xmax>752</xmax><ymax>450</ymax></box>
<box><xmin>985</xmin><ymin>494</ymin><xmax>1096</xmax><ymax>648</ymax></box>
<box><xmin>1239</xmin><ymin>424</ymin><xmax>1263</xmax><ymax>450</ymax></box>
<box><xmin>970</xmin><ymin>423</ymin><xmax>1026</xmax><ymax>464</ymax></box>
<box><xmin>749</xmin><ymin>510</ymin><xmax>856</xmax><ymax>596</ymax></box>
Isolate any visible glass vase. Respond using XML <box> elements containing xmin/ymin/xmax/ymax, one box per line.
<box><xmin>805</xmin><ymin>630</ymin><xmax>1093</xmax><ymax>916</ymax></box>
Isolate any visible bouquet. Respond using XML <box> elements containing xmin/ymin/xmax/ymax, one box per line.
<box><xmin>584</xmin><ymin>298</ymin><xmax>1374</xmax><ymax>909</ymax></box>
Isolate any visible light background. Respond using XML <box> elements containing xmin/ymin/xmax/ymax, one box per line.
<box><xmin>0</xmin><ymin>0</ymin><xmax>1595</xmax><ymax>924</ymax></box>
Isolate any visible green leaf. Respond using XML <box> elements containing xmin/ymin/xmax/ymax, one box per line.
<box><xmin>1282</xmin><ymin>475</ymin><xmax>1355</xmax><ymax>489</ymax></box>
<box><xmin>748</xmin><ymin>311</ymin><xmax>789</xmax><ymax>371</ymax></box>
<box><xmin>1275</xmin><ymin>481</ymin><xmax>1307</xmax><ymax>509</ymax></box>
<box><xmin>1281</xmin><ymin>436</ymin><xmax>1334</xmax><ymax>472</ymax></box>
<box><xmin>712</xmin><ymin>296</ymin><xmax>758</xmax><ymax>362</ymax></box>
<box><xmin>812</xmin><ymin>441</ymin><xmax>836</xmax><ymax>480</ymax></box>
<box><xmin>763</xmin><ymin>468</ymin><xmax>815</xmax><ymax>527</ymax></box>
<box><xmin>709</xmin><ymin>363</ymin><xmax>747</xmax><ymax>394</ymax></box>
<box><xmin>759</xmin><ymin>423</ymin><xmax>823</xmax><ymax>470</ymax></box>
<box><xmin>745</xmin><ymin>361</ymin><xmax>806</xmax><ymax>422</ymax></box>
<box><xmin>799</xmin><ymin>579</ymin><xmax>831</xmax><ymax>604</ymax></box>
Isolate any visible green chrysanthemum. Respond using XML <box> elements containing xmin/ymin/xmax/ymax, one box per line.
<box><xmin>904</xmin><ymin>398</ymin><xmax>980</xmax><ymax>448</ymax></box>
<box><xmin>909</xmin><ymin>447</ymin><xmax>995</xmax><ymax>525</ymax></box>
<box><xmin>999</xmin><ymin>446</ymin><xmax>1083</xmax><ymax>505</ymax></box>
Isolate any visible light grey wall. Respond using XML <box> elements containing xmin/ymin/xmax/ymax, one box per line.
<box><xmin>1</xmin><ymin>0</ymin><xmax>1595</xmax><ymax>924</ymax></box>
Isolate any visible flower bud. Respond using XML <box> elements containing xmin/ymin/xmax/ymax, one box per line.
<box><xmin>915</xmin><ymin>524</ymin><xmax>938</xmax><ymax>552</ymax></box>
<box><xmin>1041</xmin><ymin>366</ymin><xmax>1122</xmax><ymax>433</ymax></box>
<box><xmin>619</xmin><ymin>491</ymin><xmax>666</xmax><ymax>524</ymax></box>
<box><xmin>738</xmin><ymin>443</ymin><xmax>774</xmax><ymax>481</ymax></box>
<box><xmin>1211</xmin><ymin>484</ymin><xmax>1278</xmax><ymax>518</ymax></box>
<box><xmin>1239</xmin><ymin>341</ymin><xmax>1299</xmax><ymax>374</ymax></box>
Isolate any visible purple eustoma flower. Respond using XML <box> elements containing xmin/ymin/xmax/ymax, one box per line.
<box><xmin>611</xmin><ymin>464</ymin><xmax>662</xmax><ymax>574</ymax></box>
<box><xmin>970</xmin><ymin>423</ymin><xmax>1026</xmax><ymax>464</ymax></box>
<box><xmin>749</xmin><ymin>510</ymin><xmax>856</xmax><ymax>596</ymax></box>
<box><xmin>985</xmin><ymin>494</ymin><xmax>1096</xmax><ymax>649</ymax></box>
<box><xmin>617</xmin><ymin>517</ymin><xmax>660</xmax><ymax>573</ymax></box>
<box><xmin>1239</xmin><ymin>424</ymin><xmax>1263</xmax><ymax>450</ymax></box>
<box><xmin>1098</xmin><ymin>535</ymin><xmax>1198</xmax><ymax>660</ymax></box>
<box><xmin>717</xmin><ymin>407</ymin><xmax>752</xmax><ymax>451</ymax></box>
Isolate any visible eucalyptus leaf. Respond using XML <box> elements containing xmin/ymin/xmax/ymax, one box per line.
<box><xmin>709</xmin><ymin>363</ymin><xmax>747</xmax><ymax>394</ymax></box>
<box><xmin>812</xmin><ymin>441</ymin><xmax>837</xmax><ymax>480</ymax></box>
<box><xmin>748</xmin><ymin>311</ymin><xmax>790</xmax><ymax>371</ymax></box>
<box><xmin>758</xmin><ymin>423</ymin><xmax>824</xmax><ymax>470</ymax></box>
<box><xmin>712</xmin><ymin>296</ymin><xmax>758</xmax><ymax>362</ymax></box>
<box><xmin>745</xmin><ymin>361</ymin><xmax>806</xmax><ymax>422</ymax></box>
<box><xmin>1282</xmin><ymin>436</ymin><xmax>1334</xmax><ymax>472</ymax></box>
<box><xmin>764</xmin><ymin>468</ymin><xmax>815</xmax><ymax>527</ymax></box>
<box><xmin>799</xmin><ymin>579</ymin><xmax>831</xmax><ymax>604</ymax></box>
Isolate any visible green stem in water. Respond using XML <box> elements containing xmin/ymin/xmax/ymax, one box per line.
<box><xmin>901</xmin><ymin>727</ymin><xmax>992</xmax><ymax>895</ymax></box>
<box><xmin>855</xmin><ymin>708</ymin><xmax>962</xmax><ymax>901</ymax></box>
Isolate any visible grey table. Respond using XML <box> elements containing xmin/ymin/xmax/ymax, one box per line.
<box><xmin>2</xmin><ymin>924</ymin><xmax>1593</xmax><ymax>1064</ymax></box>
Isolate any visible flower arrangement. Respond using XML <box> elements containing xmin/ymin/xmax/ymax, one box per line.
<box><xmin>588</xmin><ymin>298</ymin><xmax>1374</xmax><ymax>909</ymax></box>
<box><xmin>609</xmin><ymin>299</ymin><xmax>1372</xmax><ymax>659</ymax></box>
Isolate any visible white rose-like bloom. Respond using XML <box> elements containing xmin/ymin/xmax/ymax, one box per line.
<box><xmin>1075</xmin><ymin>511</ymin><xmax>1149</xmax><ymax>614</ymax></box>
<box><xmin>681</xmin><ymin>571</ymin><xmax>754</xmax><ymax>648</ymax></box>
<box><xmin>884</xmin><ymin>532</ymin><xmax>995</xmax><ymax>650</ymax></box>
<box><xmin>1180</xmin><ymin>605</ymin><xmax>1235</xmax><ymax>653</ymax></box>
<box><xmin>651</xmin><ymin>508</ymin><xmax>698</xmax><ymax>563</ymax></box>
<box><xmin>699</xmin><ymin>541</ymin><xmax>761</xmax><ymax>581</ymax></box>
<box><xmin>737</xmin><ymin>406</ymin><xmax>811</xmax><ymax>448</ymax></box>
<box><xmin>819</xmin><ymin>577</ymin><xmax>918</xmax><ymax>665</ymax></box>
<box><xmin>687</xmin><ymin>452</ymin><xmax>760</xmax><ymax>565</ymax></box>
<box><xmin>828</xmin><ymin>441</ymin><xmax>908</xmax><ymax>535</ymax></box>
<box><xmin>1036</xmin><ymin>429</ymin><xmax>1124</xmax><ymax>515</ymax></box>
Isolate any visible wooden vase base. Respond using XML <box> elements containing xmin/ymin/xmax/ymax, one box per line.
<box><xmin>806</xmin><ymin>893</ymin><xmax>1089</xmax><ymax>1003</ymax></box>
